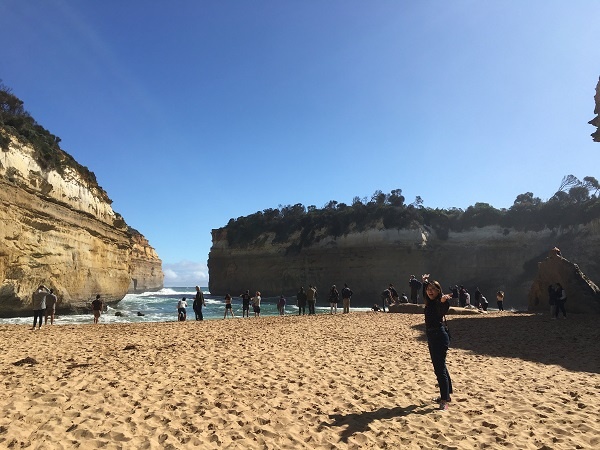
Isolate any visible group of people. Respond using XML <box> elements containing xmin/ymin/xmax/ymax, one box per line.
<box><xmin>31</xmin><ymin>286</ymin><xmax>103</xmax><ymax>328</ymax></box>
<box><xmin>177</xmin><ymin>286</ymin><xmax>207</xmax><ymax>321</ymax></box>
<box><xmin>31</xmin><ymin>285</ymin><xmax>58</xmax><ymax>329</ymax></box>
<box><xmin>176</xmin><ymin>283</ymin><xmax>355</xmax><ymax>320</ymax></box>
<box><xmin>378</xmin><ymin>283</ymin><xmax>407</xmax><ymax>311</ymax></box>
<box><xmin>177</xmin><ymin>288</ymin><xmax>266</xmax><ymax>321</ymax></box>
<box><xmin>296</xmin><ymin>284</ymin><xmax>354</xmax><ymax>315</ymax></box>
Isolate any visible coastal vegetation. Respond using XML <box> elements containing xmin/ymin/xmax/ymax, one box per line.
<box><xmin>0</xmin><ymin>81</ymin><xmax>110</xmax><ymax>203</ymax></box>
<box><xmin>223</xmin><ymin>175</ymin><xmax>600</xmax><ymax>250</ymax></box>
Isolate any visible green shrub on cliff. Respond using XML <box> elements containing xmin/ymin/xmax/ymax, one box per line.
<box><xmin>0</xmin><ymin>82</ymin><xmax>111</xmax><ymax>204</ymax></box>
<box><xmin>222</xmin><ymin>178</ymin><xmax>600</xmax><ymax>251</ymax></box>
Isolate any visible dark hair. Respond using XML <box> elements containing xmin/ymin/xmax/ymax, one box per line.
<box><xmin>424</xmin><ymin>280</ymin><xmax>443</xmax><ymax>304</ymax></box>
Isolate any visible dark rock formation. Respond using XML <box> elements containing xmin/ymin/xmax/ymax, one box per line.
<box><xmin>590</xmin><ymin>76</ymin><xmax>600</xmax><ymax>142</ymax></box>
<box><xmin>528</xmin><ymin>249</ymin><xmax>600</xmax><ymax>314</ymax></box>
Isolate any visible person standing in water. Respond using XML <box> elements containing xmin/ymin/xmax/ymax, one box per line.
<box><xmin>223</xmin><ymin>293</ymin><xmax>235</xmax><ymax>319</ymax></box>
<box><xmin>252</xmin><ymin>291</ymin><xmax>261</xmax><ymax>317</ymax></box>
<box><xmin>92</xmin><ymin>294</ymin><xmax>104</xmax><ymax>324</ymax></box>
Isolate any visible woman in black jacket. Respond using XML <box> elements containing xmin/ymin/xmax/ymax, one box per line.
<box><xmin>422</xmin><ymin>275</ymin><xmax>453</xmax><ymax>411</ymax></box>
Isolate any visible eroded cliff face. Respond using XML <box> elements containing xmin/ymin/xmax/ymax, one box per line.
<box><xmin>128</xmin><ymin>229</ymin><xmax>164</xmax><ymax>293</ymax></box>
<box><xmin>208</xmin><ymin>222</ymin><xmax>600</xmax><ymax>310</ymax></box>
<box><xmin>0</xmin><ymin>134</ymin><xmax>163</xmax><ymax>316</ymax></box>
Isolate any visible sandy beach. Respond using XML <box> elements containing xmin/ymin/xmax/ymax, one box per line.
<box><xmin>0</xmin><ymin>311</ymin><xmax>598</xmax><ymax>449</ymax></box>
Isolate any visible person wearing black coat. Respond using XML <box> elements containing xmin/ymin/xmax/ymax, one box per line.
<box><xmin>422</xmin><ymin>275</ymin><xmax>453</xmax><ymax>411</ymax></box>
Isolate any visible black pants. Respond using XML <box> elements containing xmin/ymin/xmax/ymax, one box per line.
<box><xmin>555</xmin><ymin>300</ymin><xmax>566</xmax><ymax>318</ymax></box>
<box><xmin>298</xmin><ymin>304</ymin><xmax>305</xmax><ymax>315</ymax></box>
<box><xmin>308</xmin><ymin>301</ymin><xmax>315</xmax><ymax>315</ymax></box>
<box><xmin>33</xmin><ymin>309</ymin><xmax>44</xmax><ymax>328</ymax></box>
<box><xmin>426</xmin><ymin>326</ymin><xmax>453</xmax><ymax>401</ymax></box>
<box><xmin>497</xmin><ymin>301</ymin><xmax>504</xmax><ymax>311</ymax></box>
<box><xmin>194</xmin><ymin>309</ymin><xmax>203</xmax><ymax>321</ymax></box>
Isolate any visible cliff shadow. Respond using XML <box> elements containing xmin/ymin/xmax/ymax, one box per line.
<box><xmin>413</xmin><ymin>312</ymin><xmax>600</xmax><ymax>374</ymax></box>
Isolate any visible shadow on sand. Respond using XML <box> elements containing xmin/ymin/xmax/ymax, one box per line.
<box><xmin>319</xmin><ymin>404</ymin><xmax>435</xmax><ymax>443</ymax></box>
<box><xmin>412</xmin><ymin>312</ymin><xmax>600</xmax><ymax>374</ymax></box>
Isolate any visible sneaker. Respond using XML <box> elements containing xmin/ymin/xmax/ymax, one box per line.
<box><xmin>438</xmin><ymin>402</ymin><xmax>449</xmax><ymax>411</ymax></box>
<box><xmin>433</xmin><ymin>396</ymin><xmax>451</xmax><ymax>403</ymax></box>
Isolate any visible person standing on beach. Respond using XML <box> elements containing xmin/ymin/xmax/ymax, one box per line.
<box><xmin>553</xmin><ymin>283</ymin><xmax>567</xmax><ymax>319</ymax></box>
<box><xmin>296</xmin><ymin>287</ymin><xmax>307</xmax><ymax>315</ymax></box>
<box><xmin>307</xmin><ymin>285</ymin><xmax>317</xmax><ymax>315</ymax></box>
<box><xmin>548</xmin><ymin>284</ymin><xmax>556</xmax><ymax>316</ymax></box>
<box><xmin>240</xmin><ymin>290</ymin><xmax>252</xmax><ymax>318</ymax></box>
<box><xmin>193</xmin><ymin>286</ymin><xmax>206</xmax><ymax>321</ymax></box>
<box><xmin>278</xmin><ymin>295</ymin><xmax>286</xmax><ymax>315</ymax></box>
<box><xmin>450</xmin><ymin>285</ymin><xmax>459</xmax><ymax>307</ymax></box>
<box><xmin>223</xmin><ymin>294</ymin><xmax>235</xmax><ymax>319</ymax></box>
<box><xmin>31</xmin><ymin>285</ymin><xmax>49</xmax><ymax>330</ymax></box>
<box><xmin>44</xmin><ymin>289</ymin><xmax>58</xmax><ymax>325</ymax></box>
<box><xmin>409</xmin><ymin>275</ymin><xmax>422</xmax><ymax>304</ymax></box>
<box><xmin>458</xmin><ymin>285</ymin><xmax>467</xmax><ymax>308</ymax></box>
<box><xmin>177</xmin><ymin>297</ymin><xmax>187</xmax><ymax>321</ymax></box>
<box><xmin>380</xmin><ymin>287</ymin><xmax>391</xmax><ymax>312</ymax></box>
<box><xmin>496</xmin><ymin>291</ymin><xmax>505</xmax><ymax>311</ymax></box>
<box><xmin>341</xmin><ymin>283</ymin><xmax>353</xmax><ymax>313</ymax></box>
<box><xmin>474</xmin><ymin>287</ymin><xmax>483</xmax><ymax>310</ymax></box>
<box><xmin>422</xmin><ymin>275</ymin><xmax>453</xmax><ymax>411</ymax></box>
<box><xmin>389</xmin><ymin>284</ymin><xmax>399</xmax><ymax>305</ymax></box>
<box><xmin>328</xmin><ymin>285</ymin><xmax>339</xmax><ymax>314</ymax></box>
<box><xmin>252</xmin><ymin>291</ymin><xmax>261</xmax><ymax>317</ymax></box>
<box><xmin>92</xmin><ymin>294</ymin><xmax>103</xmax><ymax>324</ymax></box>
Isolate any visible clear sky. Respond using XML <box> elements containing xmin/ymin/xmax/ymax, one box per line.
<box><xmin>1</xmin><ymin>1</ymin><xmax>599</xmax><ymax>287</ymax></box>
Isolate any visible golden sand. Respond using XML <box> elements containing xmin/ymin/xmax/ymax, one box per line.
<box><xmin>0</xmin><ymin>312</ymin><xmax>598</xmax><ymax>449</ymax></box>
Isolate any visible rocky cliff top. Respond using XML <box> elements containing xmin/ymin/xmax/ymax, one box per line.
<box><xmin>591</xmin><ymin>76</ymin><xmax>600</xmax><ymax>142</ymax></box>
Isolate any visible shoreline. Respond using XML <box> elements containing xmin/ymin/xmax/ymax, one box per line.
<box><xmin>1</xmin><ymin>312</ymin><xmax>597</xmax><ymax>449</ymax></box>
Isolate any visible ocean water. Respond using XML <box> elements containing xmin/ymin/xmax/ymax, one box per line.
<box><xmin>0</xmin><ymin>287</ymin><xmax>368</xmax><ymax>326</ymax></box>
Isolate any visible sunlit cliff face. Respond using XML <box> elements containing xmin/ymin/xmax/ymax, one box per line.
<box><xmin>0</xmin><ymin>134</ymin><xmax>163</xmax><ymax>315</ymax></box>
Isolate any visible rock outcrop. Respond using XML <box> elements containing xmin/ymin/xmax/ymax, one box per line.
<box><xmin>528</xmin><ymin>249</ymin><xmax>600</xmax><ymax>314</ymax></box>
<box><xmin>0</xmin><ymin>133</ymin><xmax>163</xmax><ymax>316</ymax></box>
<box><xmin>208</xmin><ymin>222</ymin><xmax>600</xmax><ymax>311</ymax></box>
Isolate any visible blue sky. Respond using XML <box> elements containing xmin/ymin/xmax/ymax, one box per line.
<box><xmin>1</xmin><ymin>1</ymin><xmax>599</xmax><ymax>287</ymax></box>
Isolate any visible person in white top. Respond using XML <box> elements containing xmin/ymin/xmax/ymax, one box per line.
<box><xmin>252</xmin><ymin>292</ymin><xmax>261</xmax><ymax>317</ymax></box>
<box><xmin>177</xmin><ymin>297</ymin><xmax>188</xmax><ymax>321</ymax></box>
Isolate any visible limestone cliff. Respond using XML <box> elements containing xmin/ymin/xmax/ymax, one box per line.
<box><xmin>0</xmin><ymin>132</ymin><xmax>163</xmax><ymax>316</ymax></box>
<box><xmin>128</xmin><ymin>228</ymin><xmax>163</xmax><ymax>293</ymax></box>
<box><xmin>208</xmin><ymin>222</ymin><xmax>600</xmax><ymax>310</ymax></box>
